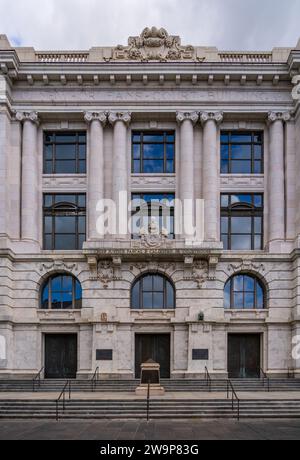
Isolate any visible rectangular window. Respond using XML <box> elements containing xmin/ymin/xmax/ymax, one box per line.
<box><xmin>221</xmin><ymin>193</ymin><xmax>263</xmax><ymax>250</ymax></box>
<box><xmin>132</xmin><ymin>131</ymin><xmax>175</xmax><ymax>174</ymax></box>
<box><xmin>43</xmin><ymin>194</ymin><xmax>86</xmax><ymax>250</ymax></box>
<box><xmin>43</xmin><ymin>132</ymin><xmax>87</xmax><ymax>174</ymax></box>
<box><xmin>221</xmin><ymin>131</ymin><xmax>264</xmax><ymax>174</ymax></box>
<box><xmin>131</xmin><ymin>193</ymin><xmax>175</xmax><ymax>239</ymax></box>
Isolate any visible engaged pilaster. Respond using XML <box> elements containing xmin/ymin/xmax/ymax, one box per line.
<box><xmin>84</xmin><ymin>111</ymin><xmax>107</xmax><ymax>240</ymax></box>
<box><xmin>16</xmin><ymin>111</ymin><xmax>39</xmax><ymax>243</ymax></box>
<box><xmin>200</xmin><ymin>111</ymin><xmax>223</xmax><ymax>242</ymax></box>
<box><xmin>176</xmin><ymin>111</ymin><xmax>198</xmax><ymax>240</ymax></box>
<box><xmin>108</xmin><ymin>111</ymin><xmax>131</xmax><ymax>239</ymax></box>
<box><xmin>268</xmin><ymin>111</ymin><xmax>290</xmax><ymax>247</ymax></box>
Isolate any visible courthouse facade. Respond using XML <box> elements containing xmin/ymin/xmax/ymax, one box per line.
<box><xmin>0</xmin><ymin>28</ymin><xmax>300</xmax><ymax>380</ymax></box>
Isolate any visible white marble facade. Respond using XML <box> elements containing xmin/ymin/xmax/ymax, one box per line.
<box><xmin>0</xmin><ymin>28</ymin><xmax>300</xmax><ymax>379</ymax></box>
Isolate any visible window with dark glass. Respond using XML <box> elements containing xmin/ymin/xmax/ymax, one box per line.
<box><xmin>221</xmin><ymin>131</ymin><xmax>264</xmax><ymax>174</ymax></box>
<box><xmin>41</xmin><ymin>274</ymin><xmax>82</xmax><ymax>309</ymax></box>
<box><xmin>221</xmin><ymin>194</ymin><xmax>263</xmax><ymax>250</ymax></box>
<box><xmin>131</xmin><ymin>193</ymin><xmax>175</xmax><ymax>239</ymax></box>
<box><xmin>132</xmin><ymin>131</ymin><xmax>175</xmax><ymax>174</ymax></box>
<box><xmin>224</xmin><ymin>274</ymin><xmax>265</xmax><ymax>309</ymax></box>
<box><xmin>131</xmin><ymin>274</ymin><xmax>175</xmax><ymax>310</ymax></box>
<box><xmin>44</xmin><ymin>132</ymin><xmax>86</xmax><ymax>174</ymax></box>
<box><xmin>43</xmin><ymin>194</ymin><xmax>86</xmax><ymax>250</ymax></box>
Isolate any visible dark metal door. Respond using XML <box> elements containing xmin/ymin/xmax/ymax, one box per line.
<box><xmin>135</xmin><ymin>334</ymin><xmax>171</xmax><ymax>379</ymax></box>
<box><xmin>228</xmin><ymin>334</ymin><xmax>261</xmax><ymax>379</ymax></box>
<box><xmin>45</xmin><ymin>334</ymin><xmax>77</xmax><ymax>379</ymax></box>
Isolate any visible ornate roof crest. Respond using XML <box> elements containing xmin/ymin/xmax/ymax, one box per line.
<box><xmin>111</xmin><ymin>27</ymin><xmax>199</xmax><ymax>62</ymax></box>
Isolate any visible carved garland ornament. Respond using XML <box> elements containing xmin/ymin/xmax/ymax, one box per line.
<box><xmin>111</xmin><ymin>27</ymin><xmax>199</xmax><ymax>62</ymax></box>
<box><xmin>227</xmin><ymin>261</ymin><xmax>266</xmax><ymax>276</ymax></box>
<box><xmin>39</xmin><ymin>260</ymin><xmax>78</xmax><ymax>274</ymax></box>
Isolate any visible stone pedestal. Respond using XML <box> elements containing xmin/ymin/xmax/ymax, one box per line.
<box><xmin>135</xmin><ymin>359</ymin><xmax>165</xmax><ymax>396</ymax></box>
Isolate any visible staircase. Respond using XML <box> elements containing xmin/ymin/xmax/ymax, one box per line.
<box><xmin>0</xmin><ymin>378</ymin><xmax>300</xmax><ymax>393</ymax></box>
<box><xmin>0</xmin><ymin>398</ymin><xmax>300</xmax><ymax>420</ymax></box>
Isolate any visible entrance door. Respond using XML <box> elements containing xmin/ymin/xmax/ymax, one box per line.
<box><xmin>45</xmin><ymin>334</ymin><xmax>77</xmax><ymax>379</ymax></box>
<box><xmin>228</xmin><ymin>334</ymin><xmax>261</xmax><ymax>379</ymax></box>
<box><xmin>135</xmin><ymin>334</ymin><xmax>171</xmax><ymax>379</ymax></box>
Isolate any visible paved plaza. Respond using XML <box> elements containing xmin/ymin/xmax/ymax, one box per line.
<box><xmin>0</xmin><ymin>419</ymin><xmax>300</xmax><ymax>440</ymax></box>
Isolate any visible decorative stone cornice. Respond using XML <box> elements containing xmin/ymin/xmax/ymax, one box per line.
<box><xmin>15</xmin><ymin>111</ymin><xmax>39</xmax><ymax>125</ymax></box>
<box><xmin>200</xmin><ymin>111</ymin><xmax>224</xmax><ymax>125</ymax></box>
<box><xmin>84</xmin><ymin>111</ymin><xmax>107</xmax><ymax>125</ymax></box>
<box><xmin>268</xmin><ymin>111</ymin><xmax>291</xmax><ymax>123</ymax></box>
<box><xmin>110</xmin><ymin>27</ymin><xmax>198</xmax><ymax>63</ymax></box>
<box><xmin>108</xmin><ymin>111</ymin><xmax>132</xmax><ymax>126</ymax></box>
<box><xmin>176</xmin><ymin>111</ymin><xmax>199</xmax><ymax>124</ymax></box>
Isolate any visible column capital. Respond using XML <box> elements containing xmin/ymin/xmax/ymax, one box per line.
<box><xmin>108</xmin><ymin>111</ymin><xmax>131</xmax><ymax>126</ymax></box>
<box><xmin>15</xmin><ymin>111</ymin><xmax>39</xmax><ymax>125</ymax></box>
<box><xmin>176</xmin><ymin>111</ymin><xmax>199</xmax><ymax>125</ymax></box>
<box><xmin>200</xmin><ymin>111</ymin><xmax>223</xmax><ymax>125</ymax></box>
<box><xmin>84</xmin><ymin>111</ymin><xmax>107</xmax><ymax>125</ymax></box>
<box><xmin>268</xmin><ymin>111</ymin><xmax>291</xmax><ymax>124</ymax></box>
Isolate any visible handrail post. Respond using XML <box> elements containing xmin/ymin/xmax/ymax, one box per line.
<box><xmin>147</xmin><ymin>381</ymin><xmax>150</xmax><ymax>422</ymax></box>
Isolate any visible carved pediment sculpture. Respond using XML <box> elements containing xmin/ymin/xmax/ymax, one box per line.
<box><xmin>111</xmin><ymin>27</ymin><xmax>199</xmax><ymax>62</ymax></box>
<box><xmin>137</xmin><ymin>218</ymin><xmax>170</xmax><ymax>249</ymax></box>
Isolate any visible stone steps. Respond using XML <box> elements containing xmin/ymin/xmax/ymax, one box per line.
<box><xmin>0</xmin><ymin>379</ymin><xmax>299</xmax><ymax>393</ymax></box>
<box><xmin>0</xmin><ymin>399</ymin><xmax>300</xmax><ymax>420</ymax></box>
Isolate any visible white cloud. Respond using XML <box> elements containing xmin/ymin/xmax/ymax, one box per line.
<box><xmin>0</xmin><ymin>0</ymin><xmax>299</xmax><ymax>50</ymax></box>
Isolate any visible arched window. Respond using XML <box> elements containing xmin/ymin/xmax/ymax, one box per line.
<box><xmin>224</xmin><ymin>274</ymin><xmax>265</xmax><ymax>310</ymax></box>
<box><xmin>131</xmin><ymin>273</ymin><xmax>175</xmax><ymax>310</ymax></box>
<box><xmin>41</xmin><ymin>274</ymin><xmax>82</xmax><ymax>310</ymax></box>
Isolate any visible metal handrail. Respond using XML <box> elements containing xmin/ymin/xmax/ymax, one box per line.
<box><xmin>146</xmin><ymin>381</ymin><xmax>150</xmax><ymax>422</ymax></box>
<box><xmin>91</xmin><ymin>367</ymin><xmax>100</xmax><ymax>392</ymax></box>
<box><xmin>56</xmin><ymin>380</ymin><xmax>71</xmax><ymax>421</ymax></box>
<box><xmin>227</xmin><ymin>380</ymin><xmax>240</xmax><ymax>421</ymax></box>
<box><xmin>32</xmin><ymin>367</ymin><xmax>44</xmax><ymax>392</ymax></box>
<box><xmin>288</xmin><ymin>368</ymin><xmax>295</xmax><ymax>379</ymax></box>
<box><xmin>205</xmin><ymin>366</ymin><xmax>212</xmax><ymax>392</ymax></box>
<box><xmin>260</xmin><ymin>368</ymin><xmax>270</xmax><ymax>392</ymax></box>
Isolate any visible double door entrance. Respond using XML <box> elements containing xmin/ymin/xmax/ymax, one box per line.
<box><xmin>135</xmin><ymin>334</ymin><xmax>171</xmax><ymax>379</ymax></box>
<box><xmin>228</xmin><ymin>334</ymin><xmax>261</xmax><ymax>379</ymax></box>
<box><xmin>45</xmin><ymin>334</ymin><xmax>77</xmax><ymax>379</ymax></box>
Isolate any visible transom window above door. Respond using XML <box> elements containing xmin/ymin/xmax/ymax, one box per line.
<box><xmin>132</xmin><ymin>131</ymin><xmax>175</xmax><ymax>174</ymax></box>
<box><xmin>221</xmin><ymin>131</ymin><xmax>264</xmax><ymax>174</ymax></box>
<box><xmin>44</xmin><ymin>132</ymin><xmax>86</xmax><ymax>174</ymax></box>
<box><xmin>41</xmin><ymin>274</ymin><xmax>82</xmax><ymax>310</ymax></box>
<box><xmin>131</xmin><ymin>273</ymin><xmax>175</xmax><ymax>310</ymax></box>
<box><xmin>224</xmin><ymin>274</ymin><xmax>265</xmax><ymax>310</ymax></box>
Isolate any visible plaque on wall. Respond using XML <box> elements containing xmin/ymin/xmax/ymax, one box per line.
<box><xmin>192</xmin><ymin>349</ymin><xmax>209</xmax><ymax>360</ymax></box>
<box><xmin>96</xmin><ymin>349</ymin><xmax>113</xmax><ymax>361</ymax></box>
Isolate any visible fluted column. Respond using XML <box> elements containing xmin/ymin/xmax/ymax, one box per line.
<box><xmin>268</xmin><ymin>111</ymin><xmax>290</xmax><ymax>244</ymax></box>
<box><xmin>285</xmin><ymin>116</ymin><xmax>296</xmax><ymax>241</ymax></box>
<box><xmin>108</xmin><ymin>111</ymin><xmax>131</xmax><ymax>239</ymax></box>
<box><xmin>84</xmin><ymin>112</ymin><xmax>107</xmax><ymax>240</ymax></box>
<box><xmin>16</xmin><ymin>111</ymin><xmax>39</xmax><ymax>243</ymax></box>
<box><xmin>200</xmin><ymin>112</ymin><xmax>223</xmax><ymax>242</ymax></box>
<box><xmin>176</xmin><ymin>111</ymin><xmax>198</xmax><ymax>239</ymax></box>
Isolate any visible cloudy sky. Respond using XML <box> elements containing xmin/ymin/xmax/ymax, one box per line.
<box><xmin>0</xmin><ymin>0</ymin><xmax>299</xmax><ymax>51</ymax></box>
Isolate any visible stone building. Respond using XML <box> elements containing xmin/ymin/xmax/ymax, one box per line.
<box><xmin>0</xmin><ymin>27</ymin><xmax>300</xmax><ymax>380</ymax></box>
